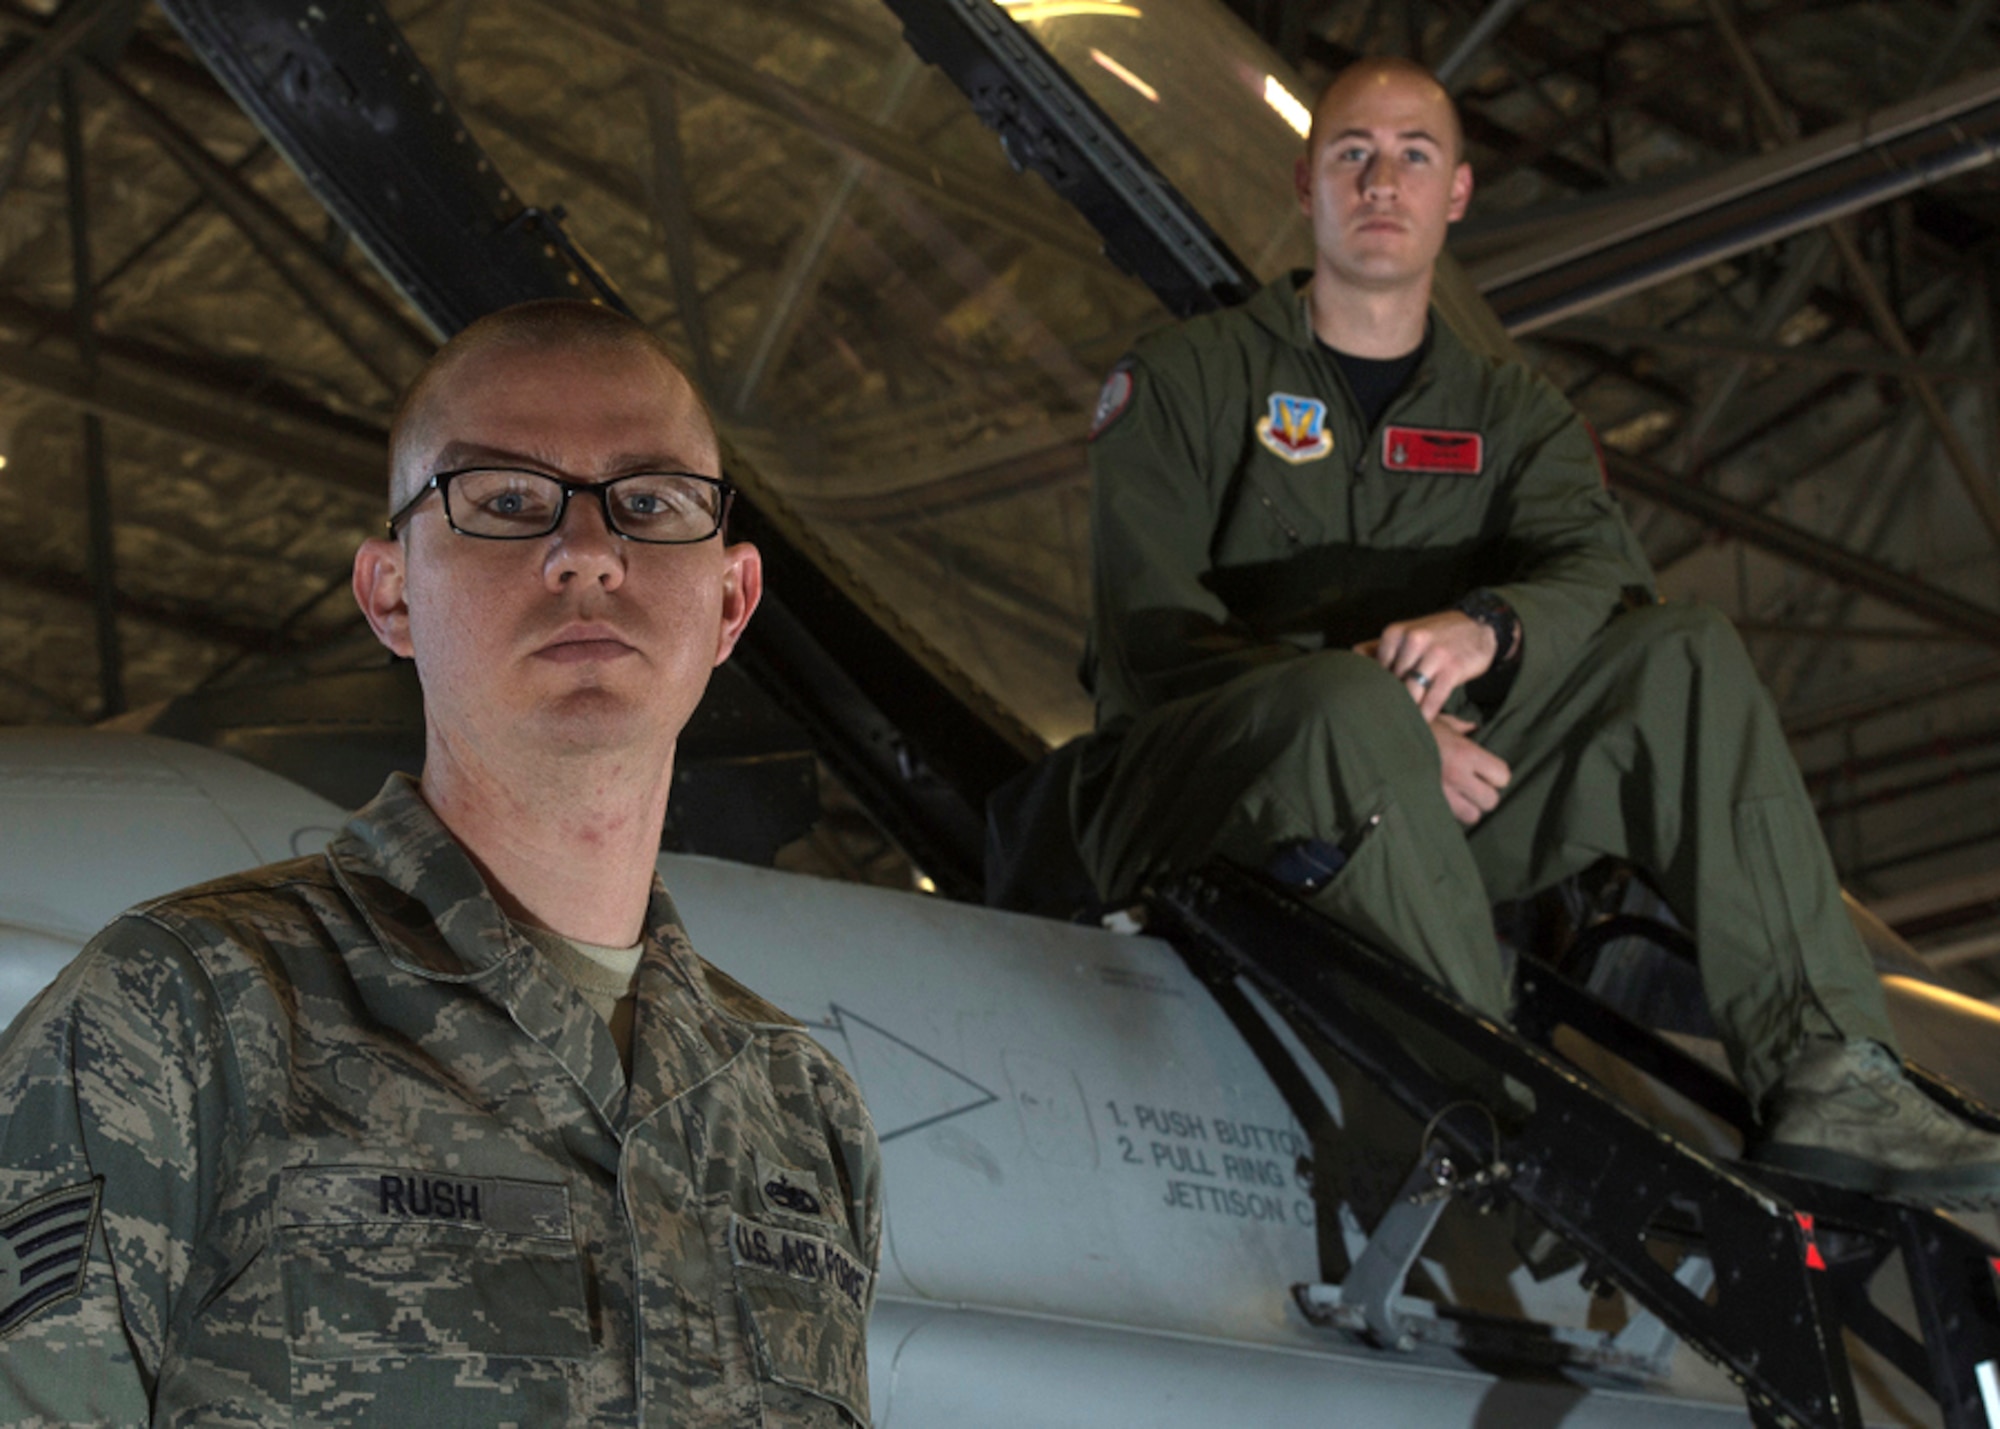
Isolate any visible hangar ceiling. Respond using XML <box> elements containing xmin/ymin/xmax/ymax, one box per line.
<box><xmin>1</xmin><ymin>0</ymin><xmax>1998</xmax><ymax>966</ymax></box>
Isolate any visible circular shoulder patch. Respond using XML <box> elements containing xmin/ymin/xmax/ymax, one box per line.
<box><xmin>1089</xmin><ymin>362</ymin><xmax>1136</xmax><ymax>441</ymax></box>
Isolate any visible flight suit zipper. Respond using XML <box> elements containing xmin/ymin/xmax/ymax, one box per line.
<box><xmin>1246</xmin><ymin>318</ymin><xmax>1439</xmax><ymax>547</ymax></box>
<box><xmin>1256</xmin><ymin>344</ymin><xmax>1432</xmax><ymax>544</ymax></box>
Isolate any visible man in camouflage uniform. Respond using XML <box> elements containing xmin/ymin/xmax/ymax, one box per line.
<box><xmin>0</xmin><ymin>302</ymin><xmax>880</xmax><ymax>1424</ymax></box>
<box><xmin>1077</xmin><ymin>56</ymin><xmax>2000</xmax><ymax>1204</ymax></box>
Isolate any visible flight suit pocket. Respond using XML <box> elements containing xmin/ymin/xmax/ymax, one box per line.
<box><xmin>277</xmin><ymin>1165</ymin><xmax>590</xmax><ymax>1424</ymax></box>
<box><xmin>728</xmin><ymin>1212</ymin><xmax>871</xmax><ymax>1426</ymax></box>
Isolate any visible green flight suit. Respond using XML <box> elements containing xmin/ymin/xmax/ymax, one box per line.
<box><xmin>1075</xmin><ymin>272</ymin><xmax>1896</xmax><ymax>1105</ymax></box>
<box><xmin>0</xmin><ymin>774</ymin><xmax>880</xmax><ymax>1427</ymax></box>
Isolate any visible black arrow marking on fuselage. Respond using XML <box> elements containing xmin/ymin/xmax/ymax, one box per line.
<box><xmin>829</xmin><ymin>1004</ymin><xmax>1000</xmax><ymax>1143</ymax></box>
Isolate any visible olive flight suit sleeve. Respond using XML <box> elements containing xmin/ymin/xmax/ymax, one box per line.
<box><xmin>1482</xmin><ymin>378</ymin><xmax>1656</xmax><ymax>700</ymax></box>
<box><xmin>1088</xmin><ymin>354</ymin><xmax>1304</xmax><ymax>722</ymax></box>
<box><xmin>0</xmin><ymin>918</ymin><xmax>235</xmax><ymax>1426</ymax></box>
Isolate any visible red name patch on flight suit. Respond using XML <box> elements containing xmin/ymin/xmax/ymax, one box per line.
<box><xmin>1382</xmin><ymin>426</ymin><xmax>1483</xmax><ymax>475</ymax></box>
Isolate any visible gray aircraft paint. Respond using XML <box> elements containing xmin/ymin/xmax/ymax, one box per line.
<box><xmin>6</xmin><ymin>729</ymin><xmax>1984</xmax><ymax>1425</ymax></box>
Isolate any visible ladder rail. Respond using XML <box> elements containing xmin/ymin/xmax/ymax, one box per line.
<box><xmin>1154</xmin><ymin>863</ymin><xmax>1864</xmax><ymax>1429</ymax></box>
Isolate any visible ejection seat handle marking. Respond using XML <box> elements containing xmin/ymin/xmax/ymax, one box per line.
<box><xmin>1976</xmin><ymin>1360</ymin><xmax>2000</xmax><ymax>1429</ymax></box>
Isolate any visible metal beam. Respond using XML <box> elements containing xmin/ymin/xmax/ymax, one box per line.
<box><xmin>519</xmin><ymin>0</ymin><xmax>1103</xmax><ymax>267</ymax></box>
<box><xmin>779</xmin><ymin>433</ymin><xmax>1082</xmax><ymax>527</ymax></box>
<box><xmin>634</xmin><ymin>0</ymin><xmax>719</xmax><ymax>397</ymax></box>
<box><xmin>461</xmin><ymin>101</ymin><xmax>787</xmax><ymax>276</ymax></box>
<box><xmin>1866</xmin><ymin>867</ymin><xmax>2000</xmax><ymax>927</ymax></box>
<box><xmin>0</xmin><ymin>322</ymin><xmax>385</xmax><ymax>493</ymax></box>
<box><xmin>1535</xmin><ymin>333</ymin><xmax>1694</xmax><ymax>408</ymax></box>
<box><xmin>1816</xmin><ymin>755</ymin><xmax>2000</xmax><ymax>820</ymax></box>
<box><xmin>1785</xmin><ymin>657</ymin><xmax>2000</xmax><ymax>738</ymax></box>
<box><xmin>884</xmin><ymin>530</ymin><xmax>1081</xmax><ymax>663</ymax></box>
<box><xmin>0</xmin><ymin>553</ymin><xmax>308</xmax><ymax>653</ymax></box>
<box><xmin>1607</xmin><ymin>450</ymin><xmax>2000</xmax><ymax>646</ymax></box>
<box><xmin>1547</xmin><ymin>314</ymin><xmax>2000</xmax><ymax>387</ymax></box>
<box><xmin>1434</xmin><ymin>0</ymin><xmax>1533</xmax><ymax>88</ymax></box>
<box><xmin>868</xmin><ymin>179</ymin><xmax>1097</xmax><ymax>396</ymax></box>
<box><xmin>1297</xmin><ymin>30</ymin><xmax>1609</xmax><ymax>193</ymax></box>
<box><xmin>1646</xmin><ymin>280</ymin><xmax>1961</xmax><ymax>574</ymax></box>
<box><xmin>60</xmin><ymin>62</ymin><xmax>121</xmax><ymax>719</ymax></box>
<box><xmin>95</xmin><ymin>140</ymin><xmax>271</xmax><ymax>298</ymax></box>
<box><xmin>459</xmin><ymin>93</ymin><xmax>842</xmax><ymax>339</ymax></box>
<box><xmin>1735</xmin><ymin>618</ymin><xmax>1977</xmax><ymax>645</ymax></box>
<box><xmin>730</xmin><ymin>49</ymin><xmax>924</xmax><ymax>416</ymax></box>
<box><xmin>1846</xmin><ymin>823</ymin><xmax>2000</xmax><ymax>881</ymax></box>
<box><xmin>1762</xmin><ymin>409</ymin><xmax>1926</xmax><ymax>705</ymax></box>
<box><xmin>0</xmin><ymin>0</ymin><xmax>125</xmax><ymax>114</ymax></box>
<box><xmin>1649</xmin><ymin>379</ymin><xmax>1882</xmax><ymax>574</ymax></box>
<box><xmin>93</xmin><ymin>63</ymin><xmax>433</xmax><ymax>392</ymax></box>
<box><xmin>189</xmin><ymin>570</ymin><xmax>360</xmax><ymax>691</ymax></box>
<box><xmin>1919</xmin><ymin>0</ymin><xmax>1995</xmax><ymax>90</ymax></box>
<box><xmin>0</xmin><ymin>669</ymin><xmax>81</xmax><ymax>723</ymax></box>
<box><xmin>0</xmin><ymin>66</ymin><xmax>48</xmax><ymax>206</ymax></box>
<box><xmin>1702</xmin><ymin>0</ymin><xmax>2000</xmax><ymax>547</ymax></box>
<box><xmin>1470</xmin><ymin>64</ymin><xmax>2000</xmax><ymax>332</ymax></box>
<box><xmin>1473</xmin><ymin>0</ymin><xmax>1818</xmax><ymax>188</ymax></box>
<box><xmin>1806</xmin><ymin>720</ymin><xmax>2000</xmax><ymax>793</ymax></box>
<box><xmin>1661</xmin><ymin>231</ymin><xmax>1833</xmax><ymax>476</ymax></box>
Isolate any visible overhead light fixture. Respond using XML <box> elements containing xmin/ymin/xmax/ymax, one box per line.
<box><xmin>997</xmin><ymin>0</ymin><xmax>1142</xmax><ymax>22</ymax></box>
<box><xmin>1264</xmin><ymin>74</ymin><xmax>1311</xmax><ymax>138</ymax></box>
<box><xmin>1090</xmin><ymin>48</ymin><xmax>1159</xmax><ymax>102</ymax></box>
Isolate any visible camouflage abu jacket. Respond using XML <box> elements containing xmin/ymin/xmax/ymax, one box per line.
<box><xmin>0</xmin><ymin>774</ymin><xmax>881</xmax><ymax>1427</ymax></box>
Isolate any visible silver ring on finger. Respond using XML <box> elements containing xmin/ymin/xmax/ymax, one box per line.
<box><xmin>1408</xmin><ymin>671</ymin><xmax>1434</xmax><ymax>691</ymax></box>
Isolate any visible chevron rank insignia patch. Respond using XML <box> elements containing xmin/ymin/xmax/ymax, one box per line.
<box><xmin>0</xmin><ymin>1179</ymin><xmax>101</xmax><ymax>1337</ymax></box>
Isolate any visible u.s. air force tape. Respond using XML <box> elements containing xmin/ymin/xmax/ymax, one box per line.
<box><xmin>0</xmin><ymin>1178</ymin><xmax>101</xmax><ymax>1337</ymax></box>
<box><xmin>729</xmin><ymin>1213</ymin><xmax>871</xmax><ymax>1311</ymax></box>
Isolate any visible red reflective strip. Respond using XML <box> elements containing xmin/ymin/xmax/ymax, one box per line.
<box><xmin>1796</xmin><ymin>1212</ymin><xmax>1827</xmax><ymax>1271</ymax></box>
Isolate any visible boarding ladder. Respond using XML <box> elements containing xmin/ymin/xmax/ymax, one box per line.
<box><xmin>1151</xmin><ymin>863</ymin><xmax>2000</xmax><ymax>1429</ymax></box>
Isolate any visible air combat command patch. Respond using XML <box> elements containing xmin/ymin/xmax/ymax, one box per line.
<box><xmin>0</xmin><ymin>1179</ymin><xmax>101</xmax><ymax>1336</ymax></box>
<box><xmin>1256</xmin><ymin>392</ymin><xmax>1334</xmax><ymax>464</ymax></box>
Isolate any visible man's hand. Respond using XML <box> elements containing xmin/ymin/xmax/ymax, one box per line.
<box><xmin>1432</xmin><ymin>714</ymin><xmax>1511</xmax><ymax>826</ymax></box>
<box><xmin>1361</xmin><ymin>610</ymin><xmax>1497</xmax><ymax>721</ymax></box>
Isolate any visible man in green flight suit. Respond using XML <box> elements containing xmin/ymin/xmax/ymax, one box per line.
<box><xmin>1075</xmin><ymin>55</ymin><xmax>2000</xmax><ymax>1204</ymax></box>
<box><xmin>0</xmin><ymin>302</ymin><xmax>880</xmax><ymax>1424</ymax></box>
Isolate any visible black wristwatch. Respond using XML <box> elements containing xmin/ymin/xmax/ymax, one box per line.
<box><xmin>1454</xmin><ymin>588</ymin><xmax>1521</xmax><ymax>668</ymax></box>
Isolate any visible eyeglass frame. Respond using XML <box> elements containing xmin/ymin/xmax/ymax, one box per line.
<box><xmin>385</xmin><ymin>465</ymin><xmax>735</xmax><ymax>544</ymax></box>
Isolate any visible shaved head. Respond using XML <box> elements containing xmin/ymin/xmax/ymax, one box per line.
<box><xmin>388</xmin><ymin>299</ymin><xmax>718</xmax><ymax>512</ymax></box>
<box><xmin>1307</xmin><ymin>57</ymin><xmax>1463</xmax><ymax>165</ymax></box>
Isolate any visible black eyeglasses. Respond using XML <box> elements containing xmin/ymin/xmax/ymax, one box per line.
<box><xmin>387</xmin><ymin>467</ymin><xmax>734</xmax><ymax>544</ymax></box>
